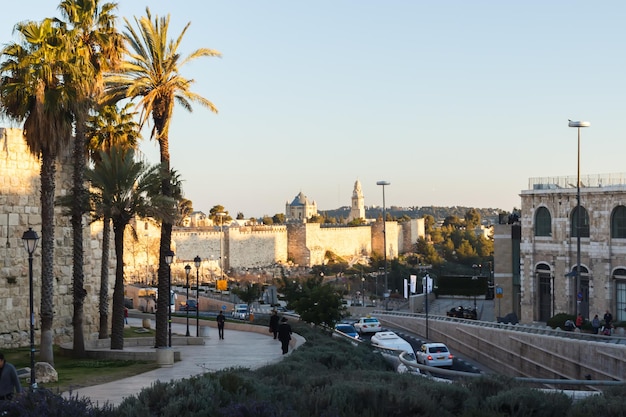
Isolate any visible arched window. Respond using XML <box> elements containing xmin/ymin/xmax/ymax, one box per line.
<box><xmin>570</xmin><ymin>206</ymin><xmax>590</xmax><ymax>238</ymax></box>
<box><xmin>611</xmin><ymin>206</ymin><xmax>626</xmax><ymax>238</ymax></box>
<box><xmin>534</xmin><ymin>207</ymin><xmax>551</xmax><ymax>237</ymax></box>
<box><xmin>614</xmin><ymin>268</ymin><xmax>626</xmax><ymax>322</ymax></box>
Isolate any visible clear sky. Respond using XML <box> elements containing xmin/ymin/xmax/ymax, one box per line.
<box><xmin>2</xmin><ymin>1</ymin><xmax>625</xmax><ymax>218</ymax></box>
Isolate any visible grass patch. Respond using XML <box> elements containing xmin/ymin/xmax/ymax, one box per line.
<box><xmin>3</xmin><ymin>343</ymin><xmax>159</xmax><ymax>394</ymax></box>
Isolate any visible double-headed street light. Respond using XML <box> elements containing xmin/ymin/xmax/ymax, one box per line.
<box><xmin>184</xmin><ymin>264</ymin><xmax>191</xmax><ymax>337</ymax></box>
<box><xmin>164</xmin><ymin>250</ymin><xmax>175</xmax><ymax>347</ymax></box>
<box><xmin>22</xmin><ymin>227</ymin><xmax>39</xmax><ymax>390</ymax></box>
<box><xmin>376</xmin><ymin>180</ymin><xmax>390</xmax><ymax>309</ymax></box>
<box><xmin>568</xmin><ymin>120</ymin><xmax>590</xmax><ymax>318</ymax></box>
<box><xmin>194</xmin><ymin>256</ymin><xmax>201</xmax><ymax>336</ymax></box>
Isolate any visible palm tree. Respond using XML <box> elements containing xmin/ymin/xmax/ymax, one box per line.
<box><xmin>0</xmin><ymin>18</ymin><xmax>73</xmax><ymax>365</ymax></box>
<box><xmin>86</xmin><ymin>146</ymin><xmax>175</xmax><ymax>349</ymax></box>
<box><xmin>56</xmin><ymin>0</ymin><xmax>124</xmax><ymax>357</ymax></box>
<box><xmin>86</xmin><ymin>103</ymin><xmax>140</xmax><ymax>339</ymax></box>
<box><xmin>105</xmin><ymin>8</ymin><xmax>221</xmax><ymax>348</ymax></box>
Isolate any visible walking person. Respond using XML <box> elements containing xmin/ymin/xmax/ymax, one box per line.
<box><xmin>0</xmin><ymin>352</ymin><xmax>22</xmax><ymax>400</ymax></box>
<box><xmin>277</xmin><ymin>317</ymin><xmax>292</xmax><ymax>354</ymax></box>
<box><xmin>269</xmin><ymin>310</ymin><xmax>279</xmax><ymax>340</ymax></box>
<box><xmin>217</xmin><ymin>311</ymin><xmax>225</xmax><ymax>340</ymax></box>
<box><xmin>592</xmin><ymin>314</ymin><xmax>600</xmax><ymax>334</ymax></box>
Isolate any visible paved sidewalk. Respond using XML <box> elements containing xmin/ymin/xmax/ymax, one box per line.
<box><xmin>63</xmin><ymin>317</ymin><xmax>303</xmax><ymax>407</ymax></box>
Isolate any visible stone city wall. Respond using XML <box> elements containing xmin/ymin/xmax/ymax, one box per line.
<box><xmin>0</xmin><ymin>127</ymin><xmax>113</xmax><ymax>348</ymax></box>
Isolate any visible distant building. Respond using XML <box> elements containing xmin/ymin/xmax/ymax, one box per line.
<box><xmin>285</xmin><ymin>191</ymin><xmax>317</xmax><ymax>222</ymax></box>
<box><xmin>518</xmin><ymin>173</ymin><xmax>626</xmax><ymax>323</ymax></box>
<box><xmin>347</xmin><ymin>180</ymin><xmax>365</xmax><ymax>222</ymax></box>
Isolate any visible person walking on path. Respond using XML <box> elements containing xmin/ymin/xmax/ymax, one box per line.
<box><xmin>269</xmin><ymin>310</ymin><xmax>279</xmax><ymax>340</ymax></box>
<box><xmin>592</xmin><ymin>314</ymin><xmax>600</xmax><ymax>334</ymax></box>
<box><xmin>217</xmin><ymin>311</ymin><xmax>226</xmax><ymax>340</ymax></box>
<box><xmin>277</xmin><ymin>317</ymin><xmax>292</xmax><ymax>354</ymax></box>
<box><xmin>0</xmin><ymin>352</ymin><xmax>22</xmax><ymax>400</ymax></box>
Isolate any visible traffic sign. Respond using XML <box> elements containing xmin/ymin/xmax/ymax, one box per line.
<box><xmin>496</xmin><ymin>287</ymin><xmax>503</xmax><ymax>299</ymax></box>
<box><xmin>221</xmin><ymin>305</ymin><xmax>227</xmax><ymax>311</ymax></box>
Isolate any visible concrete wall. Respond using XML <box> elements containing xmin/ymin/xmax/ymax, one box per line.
<box><xmin>379</xmin><ymin>312</ymin><xmax>626</xmax><ymax>382</ymax></box>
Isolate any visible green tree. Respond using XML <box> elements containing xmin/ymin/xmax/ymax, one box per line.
<box><xmin>85</xmin><ymin>102</ymin><xmax>140</xmax><ymax>340</ymax></box>
<box><xmin>423</xmin><ymin>214</ymin><xmax>435</xmax><ymax>234</ymax></box>
<box><xmin>231</xmin><ymin>283</ymin><xmax>261</xmax><ymax>312</ymax></box>
<box><xmin>281</xmin><ymin>275</ymin><xmax>343</xmax><ymax>327</ymax></box>
<box><xmin>209</xmin><ymin>205</ymin><xmax>232</xmax><ymax>224</ymax></box>
<box><xmin>262</xmin><ymin>216</ymin><xmax>273</xmax><ymax>225</ymax></box>
<box><xmin>86</xmin><ymin>146</ymin><xmax>175</xmax><ymax>350</ymax></box>
<box><xmin>177</xmin><ymin>198</ymin><xmax>193</xmax><ymax>226</ymax></box>
<box><xmin>58</xmin><ymin>0</ymin><xmax>124</xmax><ymax>357</ymax></box>
<box><xmin>464</xmin><ymin>208</ymin><xmax>481</xmax><ymax>229</ymax></box>
<box><xmin>236</xmin><ymin>212</ymin><xmax>245</xmax><ymax>220</ymax></box>
<box><xmin>105</xmin><ymin>8</ymin><xmax>221</xmax><ymax>348</ymax></box>
<box><xmin>272</xmin><ymin>213</ymin><xmax>285</xmax><ymax>224</ymax></box>
<box><xmin>0</xmin><ymin>18</ymin><xmax>74</xmax><ymax>365</ymax></box>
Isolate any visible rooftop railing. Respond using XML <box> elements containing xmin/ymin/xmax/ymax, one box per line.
<box><xmin>528</xmin><ymin>173</ymin><xmax>626</xmax><ymax>191</ymax></box>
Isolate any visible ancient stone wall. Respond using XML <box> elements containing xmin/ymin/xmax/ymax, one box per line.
<box><xmin>0</xmin><ymin>127</ymin><xmax>112</xmax><ymax>348</ymax></box>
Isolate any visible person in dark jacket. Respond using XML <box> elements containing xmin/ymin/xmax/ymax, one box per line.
<box><xmin>216</xmin><ymin>311</ymin><xmax>226</xmax><ymax>339</ymax></box>
<box><xmin>0</xmin><ymin>352</ymin><xmax>22</xmax><ymax>400</ymax></box>
<box><xmin>269</xmin><ymin>310</ymin><xmax>280</xmax><ymax>339</ymax></box>
<box><xmin>277</xmin><ymin>317</ymin><xmax>293</xmax><ymax>354</ymax></box>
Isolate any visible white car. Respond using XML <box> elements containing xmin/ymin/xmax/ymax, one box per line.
<box><xmin>370</xmin><ymin>331</ymin><xmax>418</xmax><ymax>373</ymax></box>
<box><xmin>416</xmin><ymin>343</ymin><xmax>454</xmax><ymax>368</ymax></box>
<box><xmin>353</xmin><ymin>317</ymin><xmax>382</xmax><ymax>334</ymax></box>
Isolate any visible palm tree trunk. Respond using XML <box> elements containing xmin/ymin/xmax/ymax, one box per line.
<box><xmin>98</xmin><ymin>216</ymin><xmax>111</xmax><ymax>339</ymax></box>
<box><xmin>110</xmin><ymin>220</ymin><xmax>126</xmax><ymax>350</ymax></box>
<box><xmin>71</xmin><ymin>121</ymin><xmax>88</xmax><ymax>358</ymax></box>
<box><xmin>39</xmin><ymin>150</ymin><xmax>56</xmax><ymax>365</ymax></box>
<box><xmin>155</xmin><ymin>222</ymin><xmax>172</xmax><ymax>348</ymax></box>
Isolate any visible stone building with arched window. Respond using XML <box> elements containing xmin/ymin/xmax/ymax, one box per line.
<box><xmin>518</xmin><ymin>174</ymin><xmax>626</xmax><ymax>324</ymax></box>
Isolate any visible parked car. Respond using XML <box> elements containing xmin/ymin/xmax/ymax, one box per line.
<box><xmin>353</xmin><ymin>317</ymin><xmax>382</xmax><ymax>334</ymax></box>
<box><xmin>178</xmin><ymin>299</ymin><xmax>197</xmax><ymax>312</ymax></box>
<box><xmin>416</xmin><ymin>343</ymin><xmax>454</xmax><ymax>368</ymax></box>
<box><xmin>334</xmin><ymin>323</ymin><xmax>361</xmax><ymax>340</ymax></box>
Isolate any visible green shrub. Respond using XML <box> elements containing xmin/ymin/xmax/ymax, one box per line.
<box><xmin>546</xmin><ymin>312</ymin><xmax>574</xmax><ymax>329</ymax></box>
<box><xmin>484</xmin><ymin>387</ymin><xmax>572</xmax><ymax>417</ymax></box>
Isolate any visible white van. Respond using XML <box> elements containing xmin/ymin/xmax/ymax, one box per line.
<box><xmin>232</xmin><ymin>304</ymin><xmax>249</xmax><ymax>320</ymax></box>
<box><xmin>370</xmin><ymin>331</ymin><xmax>419</xmax><ymax>373</ymax></box>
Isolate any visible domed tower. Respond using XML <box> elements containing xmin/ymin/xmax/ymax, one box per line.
<box><xmin>285</xmin><ymin>191</ymin><xmax>317</xmax><ymax>222</ymax></box>
<box><xmin>347</xmin><ymin>180</ymin><xmax>365</xmax><ymax>222</ymax></box>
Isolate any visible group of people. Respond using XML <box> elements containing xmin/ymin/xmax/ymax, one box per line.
<box><xmin>269</xmin><ymin>310</ymin><xmax>293</xmax><ymax>354</ymax></box>
<box><xmin>591</xmin><ymin>310</ymin><xmax>614</xmax><ymax>335</ymax></box>
<box><xmin>215</xmin><ymin>309</ymin><xmax>294</xmax><ymax>354</ymax></box>
<box><xmin>564</xmin><ymin>310</ymin><xmax>614</xmax><ymax>334</ymax></box>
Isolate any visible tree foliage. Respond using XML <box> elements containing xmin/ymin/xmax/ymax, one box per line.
<box><xmin>280</xmin><ymin>275</ymin><xmax>344</xmax><ymax>327</ymax></box>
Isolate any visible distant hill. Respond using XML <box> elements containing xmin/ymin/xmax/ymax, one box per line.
<box><xmin>319</xmin><ymin>206</ymin><xmax>505</xmax><ymax>225</ymax></box>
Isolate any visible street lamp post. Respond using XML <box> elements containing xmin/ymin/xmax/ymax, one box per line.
<box><xmin>164</xmin><ymin>250</ymin><xmax>175</xmax><ymax>347</ymax></box>
<box><xmin>194</xmin><ymin>255</ymin><xmax>201</xmax><ymax>337</ymax></box>
<box><xmin>361</xmin><ymin>277</ymin><xmax>365</xmax><ymax>306</ymax></box>
<box><xmin>184</xmin><ymin>264</ymin><xmax>191</xmax><ymax>337</ymax></box>
<box><xmin>22</xmin><ymin>228</ymin><xmax>39</xmax><ymax>391</ymax></box>
<box><xmin>217</xmin><ymin>212</ymin><xmax>226</xmax><ymax>285</ymax></box>
<box><xmin>376</xmin><ymin>180</ymin><xmax>391</xmax><ymax>310</ymax></box>
<box><xmin>568</xmin><ymin>120</ymin><xmax>590</xmax><ymax>318</ymax></box>
<box><xmin>423</xmin><ymin>273</ymin><xmax>430</xmax><ymax>339</ymax></box>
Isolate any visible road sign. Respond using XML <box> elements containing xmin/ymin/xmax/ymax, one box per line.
<box><xmin>221</xmin><ymin>305</ymin><xmax>227</xmax><ymax>311</ymax></box>
<box><xmin>577</xmin><ymin>292</ymin><xmax>583</xmax><ymax>301</ymax></box>
<box><xmin>496</xmin><ymin>287</ymin><xmax>503</xmax><ymax>299</ymax></box>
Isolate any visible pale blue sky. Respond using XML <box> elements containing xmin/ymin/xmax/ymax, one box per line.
<box><xmin>2</xmin><ymin>2</ymin><xmax>625</xmax><ymax>218</ymax></box>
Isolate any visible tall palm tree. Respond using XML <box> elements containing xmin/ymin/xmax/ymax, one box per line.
<box><xmin>86</xmin><ymin>146</ymin><xmax>175</xmax><ymax>349</ymax></box>
<box><xmin>86</xmin><ymin>103</ymin><xmax>140</xmax><ymax>339</ymax></box>
<box><xmin>105</xmin><ymin>8</ymin><xmax>221</xmax><ymax>348</ymax></box>
<box><xmin>0</xmin><ymin>19</ymin><xmax>74</xmax><ymax>365</ymax></box>
<box><xmin>56</xmin><ymin>0</ymin><xmax>124</xmax><ymax>357</ymax></box>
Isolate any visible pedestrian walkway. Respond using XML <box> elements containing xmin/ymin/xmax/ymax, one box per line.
<box><xmin>63</xmin><ymin>317</ymin><xmax>303</xmax><ymax>407</ymax></box>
